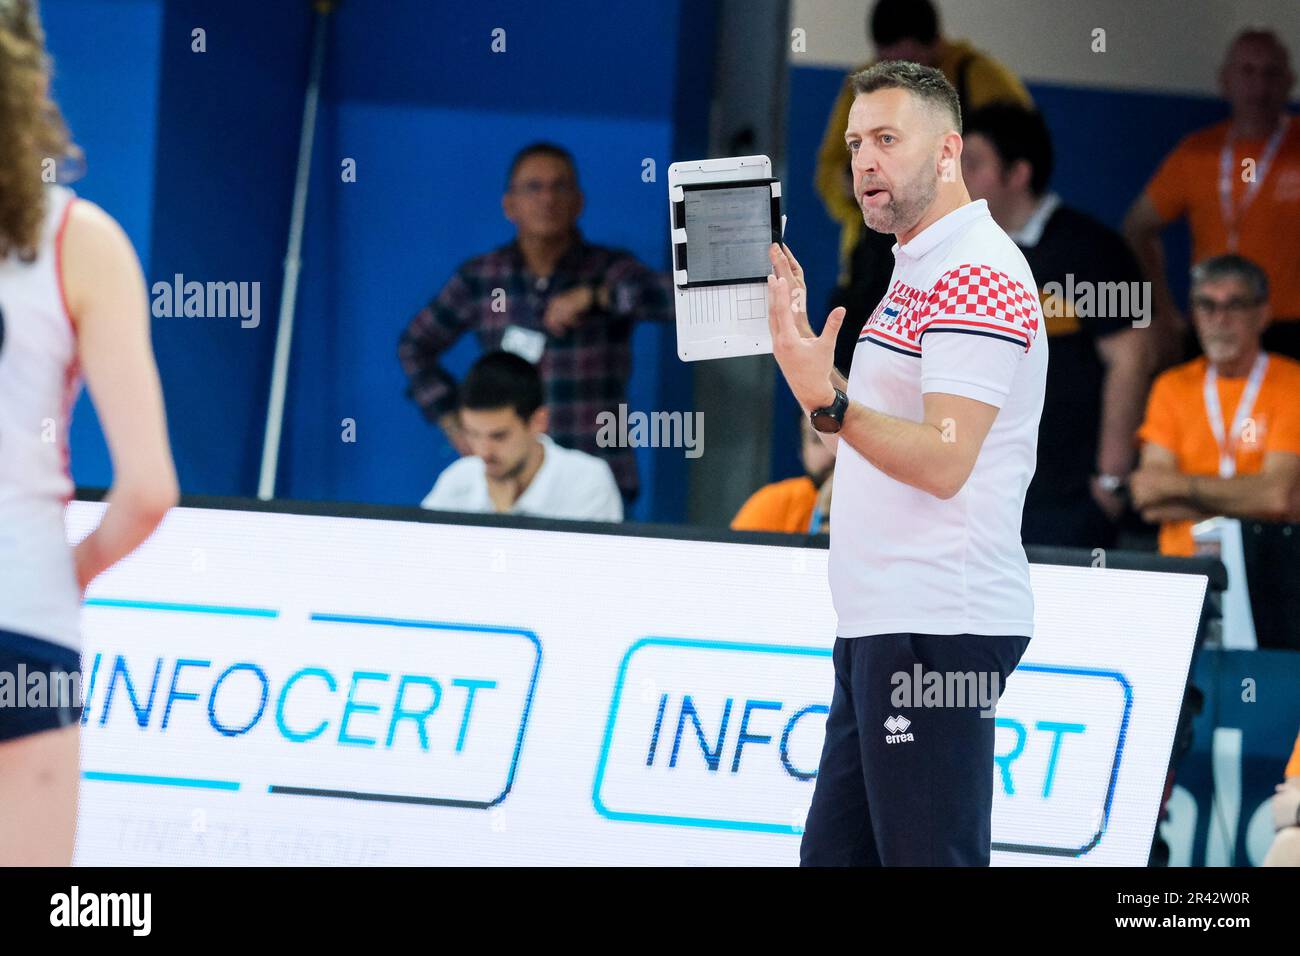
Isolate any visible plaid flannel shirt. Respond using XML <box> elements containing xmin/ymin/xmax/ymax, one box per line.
<box><xmin>398</xmin><ymin>230</ymin><xmax>674</xmax><ymax>500</ymax></box>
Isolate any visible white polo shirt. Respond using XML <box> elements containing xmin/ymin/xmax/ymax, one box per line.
<box><xmin>422</xmin><ymin>433</ymin><xmax>624</xmax><ymax>522</ymax></box>
<box><xmin>829</xmin><ymin>199</ymin><xmax>1047</xmax><ymax>638</ymax></box>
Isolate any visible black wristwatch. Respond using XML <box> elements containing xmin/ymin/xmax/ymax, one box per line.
<box><xmin>810</xmin><ymin>387</ymin><xmax>849</xmax><ymax>434</ymax></box>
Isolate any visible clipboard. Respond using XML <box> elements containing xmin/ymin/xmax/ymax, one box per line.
<box><xmin>668</xmin><ymin>155</ymin><xmax>784</xmax><ymax>361</ymax></box>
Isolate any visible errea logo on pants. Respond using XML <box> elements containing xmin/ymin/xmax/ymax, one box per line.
<box><xmin>884</xmin><ymin>715</ymin><xmax>914</xmax><ymax>744</ymax></box>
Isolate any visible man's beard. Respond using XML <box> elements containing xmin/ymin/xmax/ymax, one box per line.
<box><xmin>1203</xmin><ymin>339</ymin><xmax>1245</xmax><ymax>365</ymax></box>
<box><xmin>861</xmin><ymin>165</ymin><xmax>938</xmax><ymax>235</ymax></box>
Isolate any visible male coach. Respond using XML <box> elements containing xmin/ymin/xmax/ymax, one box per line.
<box><xmin>767</xmin><ymin>61</ymin><xmax>1047</xmax><ymax>866</ymax></box>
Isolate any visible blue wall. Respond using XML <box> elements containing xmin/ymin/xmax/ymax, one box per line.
<box><xmin>281</xmin><ymin>0</ymin><xmax>709</xmax><ymax>521</ymax></box>
<box><xmin>50</xmin><ymin>0</ymin><xmax>311</xmax><ymax>495</ymax></box>
<box><xmin>147</xmin><ymin>1</ymin><xmax>312</xmax><ymax>495</ymax></box>
<box><xmin>51</xmin><ymin>0</ymin><xmax>713</xmax><ymax>523</ymax></box>
<box><xmin>47</xmin><ymin>0</ymin><xmax>164</xmax><ymax>487</ymax></box>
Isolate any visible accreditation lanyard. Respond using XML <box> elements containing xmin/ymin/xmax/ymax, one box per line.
<box><xmin>1203</xmin><ymin>353</ymin><xmax>1268</xmax><ymax>478</ymax></box>
<box><xmin>1218</xmin><ymin>117</ymin><xmax>1289</xmax><ymax>251</ymax></box>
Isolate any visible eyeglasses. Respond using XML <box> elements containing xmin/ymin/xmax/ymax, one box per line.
<box><xmin>1190</xmin><ymin>296</ymin><xmax>1263</xmax><ymax>318</ymax></box>
<box><xmin>510</xmin><ymin>180</ymin><xmax>577</xmax><ymax>198</ymax></box>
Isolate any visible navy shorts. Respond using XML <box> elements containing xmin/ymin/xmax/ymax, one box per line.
<box><xmin>0</xmin><ymin>629</ymin><xmax>83</xmax><ymax>743</ymax></box>
<box><xmin>800</xmin><ymin>632</ymin><xmax>1030</xmax><ymax>867</ymax></box>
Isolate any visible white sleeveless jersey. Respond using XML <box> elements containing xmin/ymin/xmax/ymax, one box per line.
<box><xmin>0</xmin><ymin>184</ymin><xmax>82</xmax><ymax>651</ymax></box>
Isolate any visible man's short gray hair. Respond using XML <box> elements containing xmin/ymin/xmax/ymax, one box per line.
<box><xmin>1190</xmin><ymin>254</ymin><xmax>1270</xmax><ymax>304</ymax></box>
<box><xmin>850</xmin><ymin>60</ymin><xmax>962</xmax><ymax>133</ymax></box>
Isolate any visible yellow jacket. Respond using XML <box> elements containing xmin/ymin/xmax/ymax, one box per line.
<box><xmin>814</xmin><ymin>39</ymin><xmax>1032</xmax><ymax>284</ymax></box>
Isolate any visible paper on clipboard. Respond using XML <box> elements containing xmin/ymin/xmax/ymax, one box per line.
<box><xmin>668</xmin><ymin>155</ymin><xmax>784</xmax><ymax>362</ymax></box>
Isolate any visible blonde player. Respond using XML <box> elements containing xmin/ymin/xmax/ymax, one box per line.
<box><xmin>0</xmin><ymin>0</ymin><xmax>177</xmax><ymax>865</ymax></box>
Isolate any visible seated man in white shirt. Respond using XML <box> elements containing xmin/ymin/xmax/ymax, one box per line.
<box><xmin>421</xmin><ymin>350</ymin><xmax>623</xmax><ymax>522</ymax></box>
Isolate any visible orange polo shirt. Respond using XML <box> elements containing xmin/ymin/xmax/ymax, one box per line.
<box><xmin>1287</xmin><ymin>728</ymin><xmax>1300</xmax><ymax>779</ymax></box>
<box><xmin>1144</xmin><ymin>116</ymin><xmax>1300</xmax><ymax>318</ymax></box>
<box><xmin>1136</xmin><ymin>352</ymin><xmax>1300</xmax><ymax>555</ymax></box>
<box><xmin>731</xmin><ymin>476</ymin><xmax>819</xmax><ymax>534</ymax></box>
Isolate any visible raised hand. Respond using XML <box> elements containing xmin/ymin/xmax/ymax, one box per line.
<box><xmin>769</xmin><ymin>243</ymin><xmax>816</xmax><ymax>338</ymax></box>
<box><xmin>767</xmin><ymin>245</ymin><xmax>845</xmax><ymax>412</ymax></box>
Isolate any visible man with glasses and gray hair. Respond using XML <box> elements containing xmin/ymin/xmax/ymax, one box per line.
<box><xmin>1130</xmin><ymin>254</ymin><xmax>1300</xmax><ymax>648</ymax></box>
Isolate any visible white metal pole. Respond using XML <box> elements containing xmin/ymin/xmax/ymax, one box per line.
<box><xmin>257</xmin><ymin>2</ymin><xmax>334</xmax><ymax>500</ymax></box>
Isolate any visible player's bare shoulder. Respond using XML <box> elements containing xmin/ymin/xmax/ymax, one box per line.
<box><xmin>59</xmin><ymin>198</ymin><xmax>148</xmax><ymax>329</ymax></box>
<box><xmin>61</xmin><ymin>199</ymin><xmax>136</xmax><ymax>267</ymax></box>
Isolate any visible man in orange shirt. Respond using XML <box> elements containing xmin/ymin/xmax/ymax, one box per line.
<box><xmin>1131</xmin><ymin>255</ymin><xmax>1300</xmax><ymax>558</ymax></box>
<box><xmin>1125</xmin><ymin>30</ymin><xmax>1300</xmax><ymax>368</ymax></box>
<box><xmin>732</xmin><ymin>415</ymin><xmax>835</xmax><ymax>535</ymax></box>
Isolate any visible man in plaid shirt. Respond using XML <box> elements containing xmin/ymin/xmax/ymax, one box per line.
<box><xmin>398</xmin><ymin>142</ymin><xmax>674</xmax><ymax>503</ymax></box>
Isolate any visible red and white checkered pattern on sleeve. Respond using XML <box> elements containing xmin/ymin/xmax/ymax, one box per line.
<box><xmin>917</xmin><ymin>264</ymin><xmax>1041</xmax><ymax>350</ymax></box>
